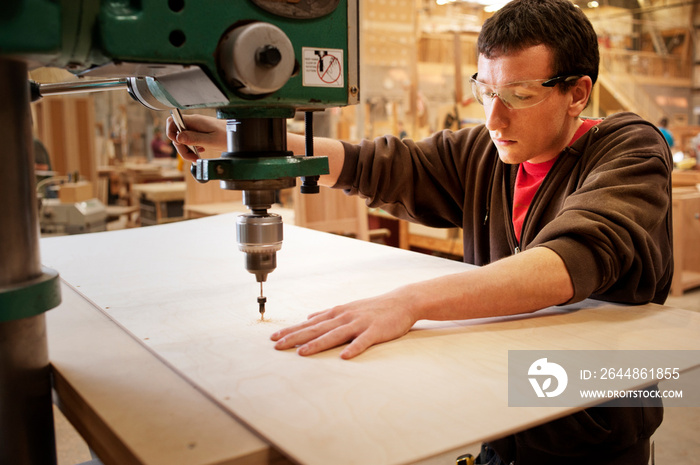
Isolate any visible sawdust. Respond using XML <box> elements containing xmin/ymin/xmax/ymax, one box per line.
<box><xmin>248</xmin><ymin>317</ymin><xmax>286</xmax><ymax>326</ymax></box>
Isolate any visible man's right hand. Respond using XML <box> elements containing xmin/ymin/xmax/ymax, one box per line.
<box><xmin>166</xmin><ymin>114</ymin><xmax>227</xmax><ymax>162</ymax></box>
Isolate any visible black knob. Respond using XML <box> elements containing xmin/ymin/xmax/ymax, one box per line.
<box><xmin>256</xmin><ymin>45</ymin><xmax>282</xmax><ymax>67</ymax></box>
<box><xmin>28</xmin><ymin>80</ymin><xmax>42</xmax><ymax>102</ymax></box>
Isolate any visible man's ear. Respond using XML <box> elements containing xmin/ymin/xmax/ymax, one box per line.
<box><xmin>569</xmin><ymin>75</ymin><xmax>593</xmax><ymax>116</ymax></box>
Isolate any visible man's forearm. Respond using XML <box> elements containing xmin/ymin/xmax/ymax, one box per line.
<box><xmin>287</xmin><ymin>133</ymin><xmax>346</xmax><ymax>187</ymax></box>
<box><xmin>403</xmin><ymin>247</ymin><xmax>575</xmax><ymax>322</ymax></box>
<box><xmin>271</xmin><ymin>246</ymin><xmax>576</xmax><ymax>359</ymax></box>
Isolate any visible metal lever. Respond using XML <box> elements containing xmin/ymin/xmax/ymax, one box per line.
<box><xmin>29</xmin><ymin>78</ymin><xmax>127</xmax><ymax>102</ymax></box>
<box><xmin>300</xmin><ymin>111</ymin><xmax>320</xmax><ymax>194</ymax></box>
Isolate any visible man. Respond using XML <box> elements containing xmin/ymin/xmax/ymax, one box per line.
<box><xmin>168</xmin><ymin>0</ymin><xmax>672</xmax><ymax>462</ymax></box>
<box><xmin>151</xmin><ymin>127</ymin><xmax>175</xmax><ymax>158</ymax></box>
<box><xmin>657</xmin><ymin>116</ymin><xmax>675</xmax><ymax>148</ymax></box>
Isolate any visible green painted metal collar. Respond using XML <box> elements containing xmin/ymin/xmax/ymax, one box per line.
<box><xmin>0</xmin><ymin>267</ymin><xmax>62</xmax><ymax>323</ymax></box>
<box><xmin>195</xmin><ymin>155</ymin><xmax>329</xmax><ymax>182</ymax></box>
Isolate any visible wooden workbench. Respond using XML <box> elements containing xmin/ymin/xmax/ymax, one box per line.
<box><xmin>369</xmin><ymin>208</ymin><xmax>464</xmax><ymax>257</ymax></box>
<box><xmin>40</xmin><ymin>214</ymin><xmax>700</xmax><ymax>465</ymax></box>
<box><xmin>671</xmin><ymin>187</ymin><xmax>700</xmax><ymax>295</ymax></box>
<box><xmin>672</xmin><ymin>168</ymin><xmax>700</xmax><ymax>188</ymax></box>
<box><xmin>132</xmin><ymin>182</ymin><xmax>186</xmax><ymax>225</ymax></box>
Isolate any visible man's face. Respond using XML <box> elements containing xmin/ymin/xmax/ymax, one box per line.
<box><xmin>476</xmin><ymin>45</ymin><xmax>579</xmax><ymax>165</ymax></box>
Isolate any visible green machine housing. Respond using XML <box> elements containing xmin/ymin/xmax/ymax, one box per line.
<box><xmin>3</xmin><ymin>0</ymin><xmax>361</xmax><ymax>289</ymax></box>
<box><xmin>2</xmin><ymin>0</ymin><xmax>360</xmax><ymax>185</ymax></box>
<box><xmin>1</xmin><ymin>0</ymin><xmax>359</xmax><ymax>113</ymax></box>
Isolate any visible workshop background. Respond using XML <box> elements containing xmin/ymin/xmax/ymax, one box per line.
<box><xmin>18</xmin><ymin>0</ymin><xmax>700</xmax><ymax>463</ymax></box>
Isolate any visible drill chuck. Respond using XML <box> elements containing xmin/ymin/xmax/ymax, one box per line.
<box><xmin>236</xmin><ymin>212</ymin><xmax>283</xmax><ymax>283</ymax></box>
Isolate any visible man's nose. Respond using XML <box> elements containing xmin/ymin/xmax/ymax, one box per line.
<box><xmin>484</xmin><ymin>96</ymin><xmax>509</xmax><ymax>132</ymax></box>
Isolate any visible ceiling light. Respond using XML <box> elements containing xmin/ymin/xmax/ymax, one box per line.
<box><xmin>483</xmin><ymin>2</ymin><xmax>508</xmax><ymax>12</ymax></box>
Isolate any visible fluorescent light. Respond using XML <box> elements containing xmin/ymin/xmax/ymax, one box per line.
<box><xmin>483</xmin><ymin>2</ymin><xmax>508</xmax><ymax>12</ymax></box>
<box><xmin>434</xmin><ymin>0</ymin><xmax>508</xmax><ymax>13</ymax></box>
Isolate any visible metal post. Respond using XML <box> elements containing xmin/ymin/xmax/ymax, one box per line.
<box><xmin>0</xmin><ymin>57</ymin><xmax>57</xmax><ymax>465</ymax></box>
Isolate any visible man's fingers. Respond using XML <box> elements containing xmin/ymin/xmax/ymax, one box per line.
<box><xmin>270</xmin><ymin>307</ymin><xmax>342</xmax><ymax>342</ymax></box>
<box><xmin>272</xmin><ymin>316</ymin><xmax>344</xmax><ymax>350</ymax></box>
<box><xmin>165</xmin><ymin>114</ymin><xmax>227</xmax><ymax>159</ymax></box>
<box><xmin>271</xmin><ymin>314</ymin><xmax>326</xmax><ymax>342</ymax></box>
<box><xmin>340</xmin><ymin>331</ymin><xmax>376</xmax><ymax>359</ymax></box>
<box><xmin>270</xmin><ymin>297</ymin><xmax>412</xmax><ymax>359</ymax></box>
<box><xmin>173</xmin><ymin>141</ymin><xmax>199</xmax><ymax>161</ymax></box>
<box><xmin>296</xmin><ymin>324</ymin><xmax>363</xmax><ymax>357</ymax></box>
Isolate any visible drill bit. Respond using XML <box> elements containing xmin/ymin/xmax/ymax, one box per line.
<box><xmin>257</xmin><ymin>281</ymin><xmax>266</xmax><ymax>320</ymax></box>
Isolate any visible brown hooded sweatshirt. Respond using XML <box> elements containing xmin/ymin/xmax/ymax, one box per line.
<box><xmin>336</xmin><ymin>111</ymin><xmax>673</xmax><ymax>306</ymax></box>
<box><xmin>334</xmin><ymin>111</ymin><xmax>673</xmax><ymax>464</ymax></box>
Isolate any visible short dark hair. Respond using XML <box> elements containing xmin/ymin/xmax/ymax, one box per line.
<box><xmin>477</xmin><ymin>0</ymin><xmax>599</xmax><ymax>87</ymax></box>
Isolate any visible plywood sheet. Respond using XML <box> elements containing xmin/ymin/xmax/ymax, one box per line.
<box><xmin>41</xmin><ymin>214</ymin><xmax>700</xmax><ymax>465</ymax></box>
<box><xmin>48</xmin><ymin>283</ymin><xmax>273</xmax><ymax>465</ymax></box>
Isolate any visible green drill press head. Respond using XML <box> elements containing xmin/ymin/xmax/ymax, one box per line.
<box><xmin>0</xmin><ymin>0</ymin><xmax>359</xmax><ymax>117</ymax></box>
<box><xmin>1</xmin><ymin>0</ymin><xmax>360</xmax><ymax>305</ymax></box>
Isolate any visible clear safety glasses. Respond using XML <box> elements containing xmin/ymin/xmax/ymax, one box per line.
<box><xmin>470</xmin><ymin>73</ymin><xmax>583</xmax><ymax>110</ymax></box>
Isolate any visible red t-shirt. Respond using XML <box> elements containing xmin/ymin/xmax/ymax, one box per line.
<box><xmin>512</xmin><ymin>119</ymin><xmax>601</xmax><ymax>242</ymax></box>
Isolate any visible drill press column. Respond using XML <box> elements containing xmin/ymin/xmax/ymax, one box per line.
<box><xmin>0</xmin><ymin>58</ymin><xmax>60</xmax><ymax>465</ymax></box>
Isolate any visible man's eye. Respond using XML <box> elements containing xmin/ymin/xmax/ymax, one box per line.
<box><xmin>511</xmin><ymin>89</ymin><xmax>540</xmax><ymax>101</ymax></box>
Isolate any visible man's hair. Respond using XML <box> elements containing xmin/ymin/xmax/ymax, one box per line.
<box><xmin>477</xmin><ymin>0</ymin><xmax>599</xmax><ymax>88</ymax></box>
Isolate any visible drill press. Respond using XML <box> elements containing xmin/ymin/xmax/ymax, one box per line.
<box><xmin>0</xmin><ymin>1</ymin><xmax>358</xmax><ymax>463</ymax></box>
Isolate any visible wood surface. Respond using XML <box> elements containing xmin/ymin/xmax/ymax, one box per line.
<box><xmin>48</xmin><ymin>283</ymin><xmax>281</xmax><ymax>465</ymax></box>
<box><xmin>671</xmin><ymin>188</ymin><xmax>700</xmax><ymax>295</ymax></box>
<box><xmin>132</xmin><ymin>182</ymin><xmax>186</xmax><ymax>202</ymax></box>
<box><xmin>184</xmin><ymin>165</ymin><xmax>242</xmax><ymax>206</ymax></box>
<box><xmin>672</xmin><ymin>169</ymin><xmax>700</xmax><ymax>187</ymax></box>
<box><xmin>40</xmin><ymin>214</ymin><xmax>700</xmax><ymax>465</ymax></box>
<box><xmin>293</xmin><ymin>186</ymin><xmax>369</xmax><ymax>240</ymax></box>
<box><xmin>32</xmin><ymin>95</ymin><xmax>98</xmax><ymax>193</ymax></box>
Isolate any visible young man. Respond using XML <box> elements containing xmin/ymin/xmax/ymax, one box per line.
<box><xmin>168</xmin><ymin>0</ymin><xmax>672</xmax><ymax>462</ymax></box>
<box><xmin>657</xmin><ymin>116</ymin><xmax>675</xmax><ymax>148</ymax></box>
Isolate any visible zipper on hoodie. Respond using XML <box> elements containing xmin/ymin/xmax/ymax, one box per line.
<box><xmin>483</xmin><ymin>154</ymin><xmax>498</xmax><ymax>226</ymax></box>
<box><xmin>504</xmin><ymin>179</ymin><xmax>521</xmax><ymax>254</ymax></box>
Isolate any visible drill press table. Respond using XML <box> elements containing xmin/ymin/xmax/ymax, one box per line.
<box><xmin>41</xmin><ymin>214</ymin><xmax>700</xmax><ymax>465</ymax></box>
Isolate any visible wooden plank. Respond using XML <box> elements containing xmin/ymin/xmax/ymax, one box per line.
<box><xmin>672</xmin><ymin>169</ymin><xmax>700</xmax><ymax>187</ymax></box>
<box><xmin>48</xmin><ymin>283</ymin><xmax>283</xmax><ymax>465</ymax></box>
<box><xmin>41</xmin><ymin>215</ymin><xmax>700</xmax><ymax>465</ymax></box>
<box><xmin>671</xmin><ymin>189</ymin><xmax>700</xmax><ymax>295</ymax></box>
<box><xmin>132</xmin><ymin>182</ymin><xmax>186</xmax><ymax>202</ymax></box>
<box><xmin>185</xmin><ymin>165</ymin><xmax>242</xmax><ymax>206</ymax></box>
<box><xmin>293</xmin><ymin>187</ymin><xmax>369</xmax><ymax>240</ymax></box>
<box><xmin>680</xmin><ymin>270</ymin><xmax>700</xmax><ymax>291</ymax></box>
<box><xmin>33</xmin><ymin>95</ymin><xmax>97</xmax><ymax>195</ymax></box>
<box><xmin>407</xmin><ymin>233</ymin><xmax>463</xmax><ymax>257</ymax></box>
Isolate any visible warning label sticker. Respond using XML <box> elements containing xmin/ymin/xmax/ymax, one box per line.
<box><xmin>302</xmin><ymin>47</ymin><xmax>344</xmax><ymax>88</ymax></box>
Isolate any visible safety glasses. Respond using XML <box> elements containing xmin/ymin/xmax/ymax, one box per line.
<box><xmin>470</xmin><ymin>73</ymin><xmax>583</xmax><ymax>110</ymax></box>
